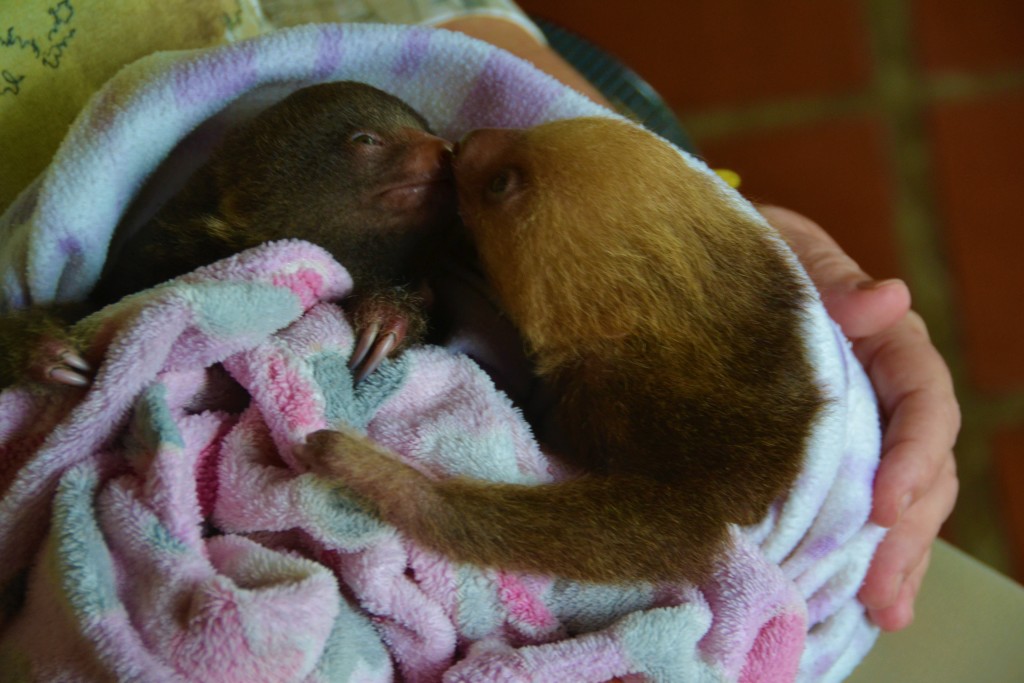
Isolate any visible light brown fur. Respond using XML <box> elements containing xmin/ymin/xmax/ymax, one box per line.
<box><xmin>305</xmin><ymin>117</ymin><xmax>826</xmax><ymax>584</ymax></box>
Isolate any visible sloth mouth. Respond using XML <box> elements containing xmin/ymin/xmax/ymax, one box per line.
<box><xmin>378</xmin><ymin>178</ymin><xmax>443</xmax><ymax>197</ymax></box>
<box><xmin>375</xmin><ymin>171</ymin><xmax>455</xmax><ymax>206</ymax></box>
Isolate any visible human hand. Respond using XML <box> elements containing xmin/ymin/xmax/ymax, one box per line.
<box><xmin>759</xmin><ymin>205</ymin><xmax>960</xmax><ymax>632</ymax></box>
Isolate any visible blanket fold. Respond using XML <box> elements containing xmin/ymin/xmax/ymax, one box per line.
<box><xmin>0</xmin><ymin>24</ymin><xmax>884</xmax><ymax>683</ymax></box>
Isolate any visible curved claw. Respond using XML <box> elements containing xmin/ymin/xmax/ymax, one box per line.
<box><xmin>346</xmin><ymin>293</ymin><xmax>414</xmax><ymax>383</ymax></box>
<box><xmin>61</xmin><ymin>351</ymin><xmax>92</xmax><ymax>373</ymax></box>
<box><xmin>348</xmin><ymin>322</ymin><xmax>381</xmax><ymax>375</ymax></box>
<box><xmin>38</xmin><ymin>347</ymin><xmax>93</xmax><ymax>387</ymax></box>
<box><xmin>49</xmin><ymin>367</ymin><xmax>91</xmax><ymax>387</ymax></box>
<box><xmin>352</xmin><ymin>333</ymin><xmax>398</xmax><ymax>384</ymax></box>
<box><xmin>349</xmin><ymin>329</ymin><xmax>399</xmax><ymax>384</ymax></box>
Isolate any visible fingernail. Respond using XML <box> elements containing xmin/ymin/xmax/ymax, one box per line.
<box><xmin>857</xmin><ymin>278</ymin><xmax>903</xmax><ymax>291</ymax></box>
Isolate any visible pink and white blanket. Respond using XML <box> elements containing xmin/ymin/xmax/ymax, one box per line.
<box><xmin>0</xmin><ymin>24</ymin><xmax>884</xmax><ymax>682</ymax></box>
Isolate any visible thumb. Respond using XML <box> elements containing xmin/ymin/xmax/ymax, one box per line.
<box><xmin>758</xmin><ymin>205</ymin><xmax>911</xmax><ymax>339</ymax></box>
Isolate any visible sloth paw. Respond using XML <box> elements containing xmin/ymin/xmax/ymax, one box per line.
<box><xmin>346</xmin><ymin>285</ymin><xmax>430</xmax><ymax>384</ymax></box>
<box><xmin>296</xmin><ymin>429</ymin><xmax>346</xmax><ymax>475</ymax></box>
<box><xmin>348</xmin><ymin>302</ymin><xmax>412</xmax><ymax>384</ymax></box>
<box><xmin>32</xmin><ymin>337</ymin><xmax>93</xmax><ymax>387</ymax></box>
<box><xmin>349</xmin><ymin>316</ymin><xmax>407</xmax><ymax>384</ymax></box>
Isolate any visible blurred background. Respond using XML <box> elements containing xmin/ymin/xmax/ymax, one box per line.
<box><xmin>514</xmin><ymin>0</ymin><xmax>1024</xmax><ymax>583</ymax></box>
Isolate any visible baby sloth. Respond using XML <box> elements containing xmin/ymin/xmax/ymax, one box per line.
<box><xmin>304</xmin><ymin>117</ymin><xmax>827</xmax><ymax>585</ymax></box>
<box><xmin>1</xmin><ymin>81</ymin><xmax>455</xmax><ymax>388</ymax></box>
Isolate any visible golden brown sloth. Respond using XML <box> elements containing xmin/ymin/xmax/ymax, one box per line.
<box><xmin>304</xmin><ymin>117</ymin><xmax>826</xmax><ymax>585</ymax></box>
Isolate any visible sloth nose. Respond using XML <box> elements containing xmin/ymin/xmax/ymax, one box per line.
<box><xmin>401</xmin><ymin>128</ymin><xmax>455</xmax><ymax>153</ymax></box>
<box><xmin>431</xmin><ymin>135</ymin><xmax>455</xmax><ymax>166</ymax></box>
<box><xmin>426</xmin><ymin>134</ymin><xmax>454</xmax><ymax>156</ymax></box>
<box><xmin>440</xmin><ymin>139</ymin><xmax>455</xmax><ymax>163</ymax></box>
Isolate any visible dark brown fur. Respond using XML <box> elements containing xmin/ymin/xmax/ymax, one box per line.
<box><xmin>95</xmin><ymin>82</ymin><xmax>454</xmax><ymax>305</ymax></box>
<box><xmin>0</xmin><ymin>81</ymin><xmax>456</xmax><ymax>388</ymax></box>
<box><xmin>304</xmin><ymin>117</ymin><xmax>826</xmax><ymax>585</ymax></box>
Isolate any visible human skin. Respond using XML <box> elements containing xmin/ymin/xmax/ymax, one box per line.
<box><xmin>760</xmin><ymin>205</ymin><xmax>960</xmax><ymax>631</ymax></box>
<box><xmin>439</xmin><ymin>16</ymin><xmax>960</xmax><ymax>632</ymax></box>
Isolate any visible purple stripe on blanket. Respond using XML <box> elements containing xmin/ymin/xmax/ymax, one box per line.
<box><xmin>53</xmin><ymin>234</ymin><xmax>88</xmax><ymax>294</ymax></box>
<box><xmin>174</xmin><ymin>44</ymin><xmax>259</xmax><ymax>109</ymax></box>
<box><xmin>805</xmin><ymin>536</ymin><xmax>840</xmax><ymax>562</ymax></box>
<box><xmin>312</xmin><ymin>25</ymin><xmax>347</xmax><ymax>81</ymax></box>
<box><xmin>392</xmin><ymin>27</ymin><xmax>433</xmax><ymax>80</ymax></box>
<box><xmin>58</xmin><ymin>236</ymin><xmax>81</xmax><ymax>258</ymax></box>
<box><xmin>82</xmin><ymin>82</ymin><xmax>130</xmax><ymax>135</ymax></box>
<box><xmin>453</xmin><ymin>52</ymin><xmax>562</xmax><ymax>130</ymax></box>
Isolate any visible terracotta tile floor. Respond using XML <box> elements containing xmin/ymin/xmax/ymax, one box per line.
<box><xmin>518</xmin><ymin>0</ymin><xmax>1024</xmax><ymax>581</ymax></box>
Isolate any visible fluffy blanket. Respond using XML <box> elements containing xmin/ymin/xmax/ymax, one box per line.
<box><xmin>0</xmin><ymin>24</ymin><xmax>885</xmax><ymax>683</ymax></box>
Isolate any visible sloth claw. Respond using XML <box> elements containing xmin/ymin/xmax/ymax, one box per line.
<box><xmin>348</xmin><ymin>316</ymin><xmax>407</xmax><ymax>384</ymax></box>
<box><xmin>49</xmin><ymin>366</ymin><xmax>91</xmax><ymax>387</ymax></box>
<box><xmin>349</xmin><ymin>331</ymin><xmax>398</xmax><ymax>384</ymax></box>
<box><xmin>37</xmin><ymin>344</ymin><xmax>93</xmax><ymax>387</ymax></box>
<box><xmin>61</xmin><ymin>351</ymin><xmax>92</xmax><ymax>373</ymax></box>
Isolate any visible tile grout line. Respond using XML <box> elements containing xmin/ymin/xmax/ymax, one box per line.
<box><xmin>861</xmin><ymin>0</ymin><xmax>958</xmax><ymax>358</ymax></box>
<box><xmin>678</xmin><ymin>69</ymin><xmax>1024</xmax><ymax>142</ymax></box>
<box><xmin>927</xmin><ymin>68</ymin><xmax>1024</xmax><ymax>102</ymax></box>
<box><xmin>678</xmin><ymin>93</ymin><xmax>874</xmax><ymax>141</ymax></box>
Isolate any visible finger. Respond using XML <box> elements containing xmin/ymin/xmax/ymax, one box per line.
<box><xmin>757</xmin><ymin>205</ymin><xmax>911</xmax><ymax>338</ymax></box>
<box><xmin>867</xmin><ymin>546</ymin><xmax>931</xmax><ymax>631</ymax></box>
<box><xmin>829</xmin><ymin>279</ymin><xmax>912</xmax><ymax>340</ymax></box>
<box><xmin>859</xmin><ymin>456</ymin><xmax>957</xmax><ymax>612</ymax></box>
<box><xmin>855</xmin><ymin>314</ymin><xmax>960</xmax><ymax>527</ymax></box>
<box><xmin>872</xmin><ymin>430</ymin><xmax>956</xmax><ymax>529</ymax></box>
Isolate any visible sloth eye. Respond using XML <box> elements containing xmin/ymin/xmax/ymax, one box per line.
<box><xmin>487</xmin><ymin>168</ymin><xmax>519</xmax><ymax>197</ymax></box>
<box><xmin>351</xmin><ymin>132</ymin><xmax>381</xmax><ymax>145</ymax></box>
